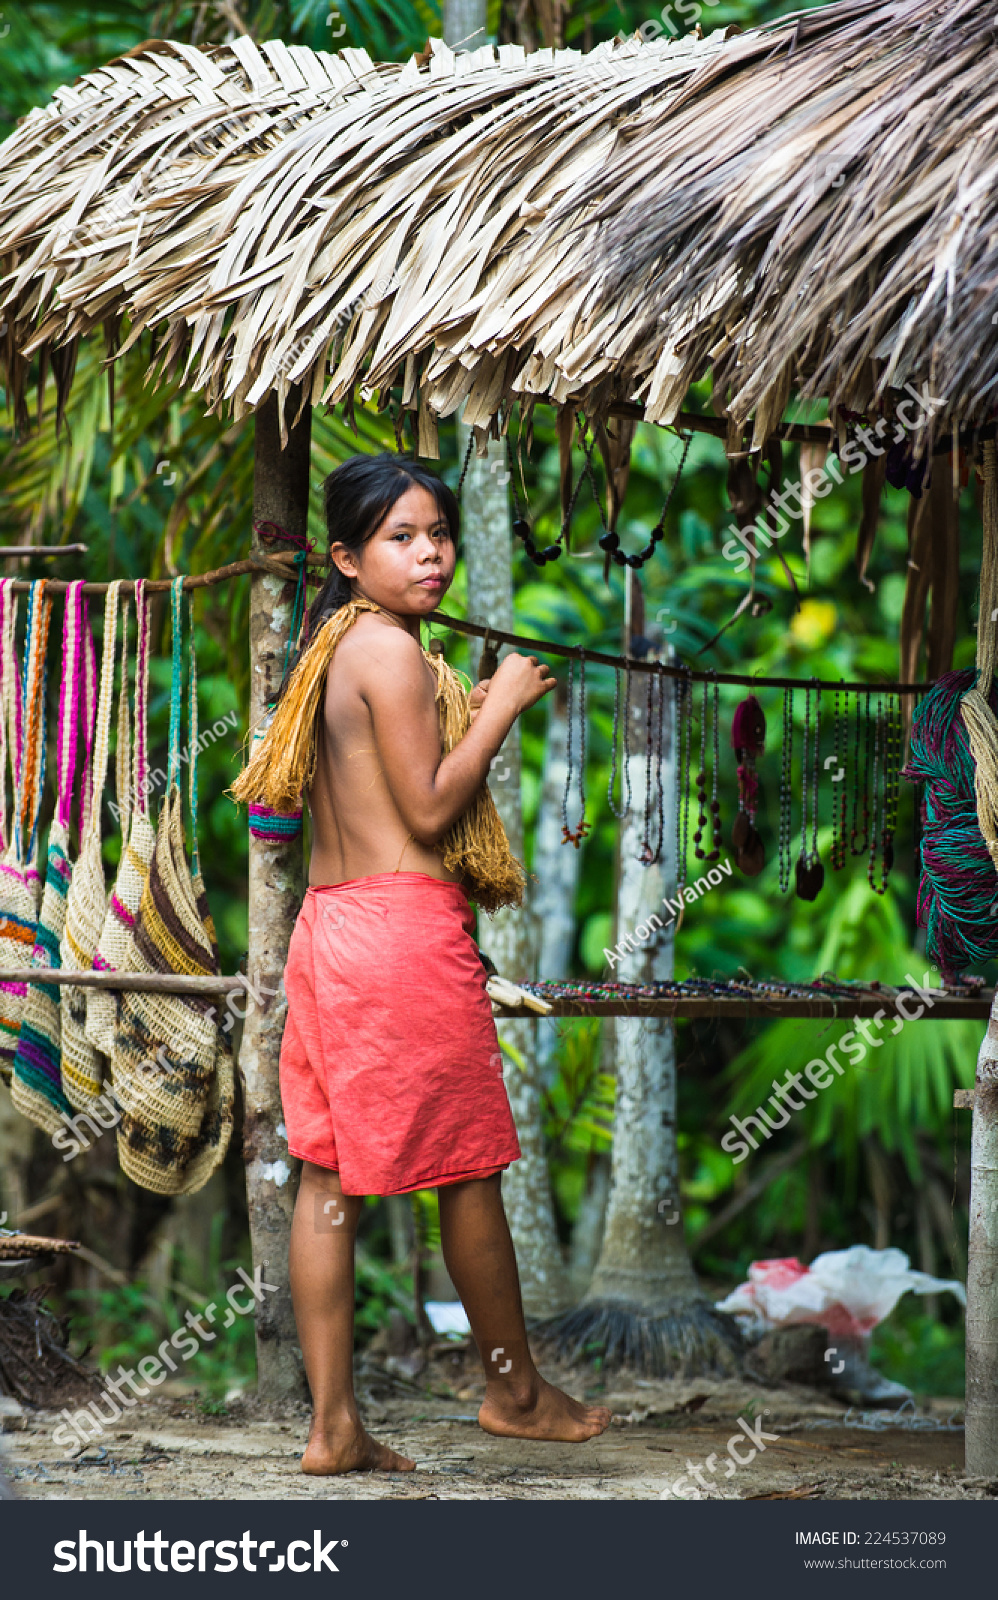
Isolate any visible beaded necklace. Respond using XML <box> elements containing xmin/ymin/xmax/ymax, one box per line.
<box><xmin>607</xmin><ymin>664</ymin><xmax>633</xmax><ymax>820</ymax></box>
<box><xmin>830</xmin><ymin>681</ymin><xmax>847</xmax><ymax>870</ymax></box>
<box><xmin>561</xmin><ymin>651</ymin><xmax>591</xmax><ymax>848</ymax></box>
<box><xmin>795</xmin><ymin>682</ymin><xmax>824</xmax><ymax>899</ymax></box>
<box><xmin>778</xmin><ymin>686</ymin><xmax>794</xmax><ymax>892</ymax></box>
<box><xmin>677</xmin><ymin>669</ymin><xmax>694</xmax><ymax>895</ymax></box>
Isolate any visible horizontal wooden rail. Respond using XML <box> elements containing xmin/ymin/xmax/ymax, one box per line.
<box><xmin>0</xmin><ymin>968</ymin><xmax>256</xmax><ymax>996</ymax></box>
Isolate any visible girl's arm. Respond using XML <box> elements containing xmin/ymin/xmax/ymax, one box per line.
<box><xmin>358</xmin><ymin>629</ymin><xmax>553</xmax><ymax>846</ymax></box>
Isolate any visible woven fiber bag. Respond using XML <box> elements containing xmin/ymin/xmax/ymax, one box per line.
<box><xmin>0</xmin><ymin>580</ymin><xmax>55</xmax><ymax>1080</ymax></box>
<box><xmin>11</xmin><ymin>585</ymin><xmax>98</xmax><ymax>1133</ymax></box>
<box><xmin>59</xmin><ymin>581</ymin><xmax>122</xmax><ymax>1112</ymax></box>
<box><xmin>114</xmin><ymin>580</ymin><xmax>233</xmax><ymax>1196</ymax></box>
<box><xmin>86</xmin><ymin>579</ymin><xmax>157</xmax><ymax>1058</ymax></box>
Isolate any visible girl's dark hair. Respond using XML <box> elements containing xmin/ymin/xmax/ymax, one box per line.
<box><xmin>273</xmin><ymin>452</ymin><xmax>459</xmax><ymax>704</ymax></box>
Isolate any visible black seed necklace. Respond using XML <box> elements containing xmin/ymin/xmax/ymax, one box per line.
<box><xmin>830</xmin><ymin>682</ymin><xmax>847</xmax><ymax>871</ymax></box>
<box><xmin>778</xmin><ymin>686</ymin><xmax>794</xmax><ymax>893</ymax></box>
<box><xmin>677</xmin><ymin>669</ymin><xmax>694</xmax><ymax>895</ymax></box>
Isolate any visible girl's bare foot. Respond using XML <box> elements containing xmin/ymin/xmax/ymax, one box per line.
<box><xmin>302</xmin><ymin>1421</ymin><xmax>416</xmax><ymax>1475</ymax></box>
<box><xmin>478</xmin><ymin>1377</ymin><xmax>612</xmax><ymax>1443</ymax></box>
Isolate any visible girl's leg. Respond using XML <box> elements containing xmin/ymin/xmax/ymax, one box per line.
<box><xmin>437</xmin><ymin>1173</ymin><xmax>612</xmax><ymax>1442</ymax></box>
<box><xmin>290</xmin><ymin>1161</ymin><xmax>415</xmax><ymax>1474</ymax></box>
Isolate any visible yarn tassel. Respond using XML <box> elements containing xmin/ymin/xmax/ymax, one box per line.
<box><xmin>228</xmin><ymin>599</ymin><xmax>524</xmax><ymax>914</ymax></box>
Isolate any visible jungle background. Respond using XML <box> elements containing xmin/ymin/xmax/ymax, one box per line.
<box><xmin>0</xmin><ymin>0</ymin><xmax>977</xmax><ymax>1414</ymax></box>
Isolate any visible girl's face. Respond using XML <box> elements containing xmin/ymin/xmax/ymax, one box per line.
<box><xmin>331</xmin><ymin>484</ymin><xmax>456</xmax><ymax>617</ymax></box>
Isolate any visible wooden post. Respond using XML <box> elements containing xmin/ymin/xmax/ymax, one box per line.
<box><xmin>966</xmin><ymin>996</ymin><xmax>998</xmax><ymax>1475</ymax></box>
<box><xmin>240</xmin><ymin>390</ymin><xmax>311</xmax><ymax>1403</ymax></box>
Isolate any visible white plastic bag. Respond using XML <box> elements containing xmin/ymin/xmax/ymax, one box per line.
<box><xmin>715</xmin><ymin>1246</ymin><xmax>966</xmax><ymax>1341</ymax></box>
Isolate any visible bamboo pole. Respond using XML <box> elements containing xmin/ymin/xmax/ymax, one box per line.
<box><xmin>240</xmin><ymin>390</ymin><xmax>310</xmax><ymax>1404</ymax></box>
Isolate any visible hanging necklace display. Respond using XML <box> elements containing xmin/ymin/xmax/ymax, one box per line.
<box><xmin>655</xmin><ymin>663</ymin><xmax>669</xmax><ymax>863</ymax></box>
<box><xmin>796</xmin><ymin>682</ymin><xmax>824</xmax><ymax>900</ymax></box>
<box><xmin>561</xmin><ymin>652</ymin><xmax>590</xmax><ymax>848</ymax></box>
<box><xmin>708</xmin><ymin>672</ymin><xmax>722</xmax><ymax>861</ymax></box>
<box><xmin>676</xmin><ymin>669</ymin><xmax>694</xmax><ymax>896</ymax></box>
<box><xmin>851</xmin><ymin>690</ymin><xmax>872</xmax><ymax>854</ymax></box>
<box><xmin>731</xmin><ymin>692</ymin><xmax>766</xmax><ymax>876</ymax></box>
<box><xmin>639</xmin><ymin>665</ymin><xmax>668</xmax><ymax>865</ymax></box>
<box><xmin>599</xmin><ymin>428</ymin><xmax>693</xmax><ymax>571</ymax></box>
<box><xmin>880</xmin><ymin>694</ymin><xmax>901</xmax><ymax>884</ymax></box>
<box><xmin>778</xmin><ymin>686</ymin><xmax>794</xmax><ymax>893</ymax></box>
<box><xmin>866</xmin><ymin>694</ymin><xmax>884</xmax><ymax>893</ymax></box>
<box><xmin>830</xmin><ymin>682</ymin><xmax>847</xmax><ymax>870</ymax></box>
<box><xmin>866</xmin><ymin>694</ymin><xmax>900</xmax><ymax>897</ymax></box>
<box><xmin>607</xmin><ymin>663</ymin><xmax>633</xmax><ymax>821</ymax></box>
<box><xmin>693</xmin><ymin>676</ymin><xmax>711</xmax><ymax>862</ymax></box>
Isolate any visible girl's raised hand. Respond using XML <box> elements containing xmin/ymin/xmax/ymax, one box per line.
<box><xmin>489</xmin><ymin>652</ymin><xmax>556</xmax><ymax>716</ymax></box>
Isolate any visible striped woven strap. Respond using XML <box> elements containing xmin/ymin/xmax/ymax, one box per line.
<box><xmin>187</xmin><ymin>591</ymin><xmax>200</xmax><ymax>878</ymax></box>
<box><xmin>0</xmin><ymin>581</ymin><xmax>8</xmax><ymax>852</ymax></box>
<box><xmin>115</xmin><ymin>597</ymin><xmax>132</xmax><ymax>845</ymax></box>
<box><xmin>79</xmin><ymin>598</ymin><xmax>97</xmax><ymax>839</ymax></box>
<box><xmin>0</xmin><ymin>580</ymin><xmax>21</xmax><ymax>851</ymax></box>
<box><xmin>133</xmin><ymin>578</ymin><xmax>150</xmax><ymax>817</ymax></box>
<box><xmin>17</xmin><ymin>580</ymin><xmax>54</xmax><ymax>864</ymax></box>
<box><xmin>85</xmin><ymin>581</ymin><xmax>122</xmax><ymax>843</ymax></box>
<box><xmin>55</xmin><ymin>582</ymin><xmax>85</xmax><ymax>832</ymax></box>
<box><xmin>167</xmin><ymin>576</ymin><xmax>184</xmax><ymax>793</ymax></box>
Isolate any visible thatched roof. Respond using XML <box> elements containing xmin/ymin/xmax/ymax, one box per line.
<box><xmin>586</xmin><ymin>0</ymin><xmax>998</xmax><ymax>447</ymax></box>
<box><xmin>0</xmin><ymin>28</ymin><xmax>726</xmax><ymax>447</ymax></box>
<box><xmin>1</xmin><ymin>2</ymin><xmax>995</xmax><ymax>450</ymax></box>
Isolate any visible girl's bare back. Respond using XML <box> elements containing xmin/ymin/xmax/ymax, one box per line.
<box><xmin>305</xmin><ymin>611</ymin><xmax>462</xmax><ymax>888</ymax></box>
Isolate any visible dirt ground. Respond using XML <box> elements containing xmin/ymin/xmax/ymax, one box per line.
<box><xmin>3</xmin><ymin>1347</ymin><xmax>993</xmax><ymax>1502</ymax></box>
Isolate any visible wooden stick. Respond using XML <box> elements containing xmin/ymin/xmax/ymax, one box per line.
<box><xmin>0</xmin><ymin>968</ymin><xmax>254</xmax><ymax>994</ymax></box>
<box><xmin>491</xmin><ymin>993</ymin><xmax>995</xmax><ymax>1020</ymax></box>
<box><xmin>0</xmin><ymin>556</ymin><xmax>267</xmax><ymax>597</ymax></box>
<box><xmin>0</xmin><ymin>543</ymin><xmax>88</xmax><ymax>557</ymax></box>
<box><xmin>427</xmin><ymin>610</ymin><xmax>935</xmax><ymax>697</ymax></box>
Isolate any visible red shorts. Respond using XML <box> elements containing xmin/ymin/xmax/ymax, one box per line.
<box><xmin>279</xmin><ymin>872</ymin><xmax>521</xmax><ymax>1195</ymax></box>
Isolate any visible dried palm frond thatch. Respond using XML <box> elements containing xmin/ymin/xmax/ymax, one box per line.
<box><xmin>0</xmin><ymin>29</ymin><xmax>729</xmax><ymax>447</ymax></box>
<box><xmin>2</xmin><ymin>3</ymin><xmax>995</xmax><ymax>452</ymax></box>
<box><xmin>582</xmin><ymin>0</ymin><xmax>998</xmax><ymax>448</ymax></box>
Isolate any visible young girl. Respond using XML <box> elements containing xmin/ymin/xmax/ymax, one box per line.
<box><xmin>232</xmin><ymin>453</ymin><xmax>611</xmax><ymax>1475</ymax></box>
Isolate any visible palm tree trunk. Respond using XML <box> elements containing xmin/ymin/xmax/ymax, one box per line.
<box><xmin>532</xmin><ymin>682</ymin><xmax>580</xmax><ymax>1078</ymax></box>
<box><xmin>455</xmin><ymin>411</ymin><xmax>571</xmax><ymax>1320</ymax></box>
<box><xmin>541</xmin><ymin>576</ymin><xmax>742</xmax><ymax>1373</ymax></box>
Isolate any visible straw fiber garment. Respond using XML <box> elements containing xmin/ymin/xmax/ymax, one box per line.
<box><xmin>228</xmin><ymin>598</ymin><xmax>524</xmax><ymax>914</ymax></box>
<box><xmin>114</xmin><ymin>581</ymin><xmax>233</xmax><ymax>1196</ymax></box>
<box><xmin>87</xmin><ymin>579</ymin><xmax>157</xmax><ymax>1058</ymax></box>
<box><xmin>11</xmin><ymin>584</ymin><xmax>96</xmax><ymax>1133</ymax></box>
<box><xmin>0</xmin><ymin>581</ymin><xmax>54</xmax><ymax>1079</ymax></box>
<box><xmin>59</xmin><ymin>581</ymin><xmax>121</xmax><ymax>1111</ymax></box>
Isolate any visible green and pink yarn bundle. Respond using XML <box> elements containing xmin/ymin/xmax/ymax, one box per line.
<box><xmin>904</xmin><ymin>667</ymin><xmax>998</xmax><ymax>983</ymax></box>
